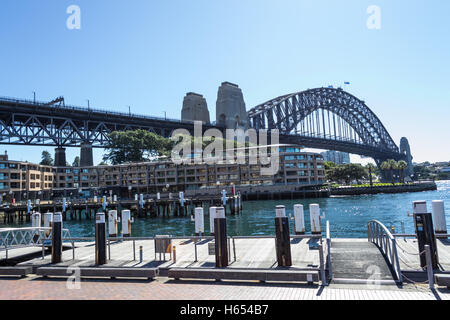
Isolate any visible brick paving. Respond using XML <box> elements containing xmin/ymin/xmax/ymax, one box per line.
<box><xmin>0</xmin><ymin>276</ymin><xmax>448</xmax><ymax>300</ymax></box>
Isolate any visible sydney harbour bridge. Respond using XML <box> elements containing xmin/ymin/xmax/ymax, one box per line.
<box><xmin>0</xmin><ymin>84</ymin><xmax>413</xmax><ymax>174</ymax></box>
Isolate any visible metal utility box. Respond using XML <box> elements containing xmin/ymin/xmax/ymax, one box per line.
<box><xmin>413</xmin><ymin>213</ymin><xmax>439</xmax><ymax>269</ymax></box>
<box><xmin>154</xmin><ymin>235</ymin><xmax>172</xmax><ymax>261</ymax></box>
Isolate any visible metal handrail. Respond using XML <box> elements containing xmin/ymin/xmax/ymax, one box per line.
<box><xmin>367</xmin><ymin>220</ymin><xmax>403</xmax><ymax>283</ymax></box>
<box><xmin>0</xmin><ymin>227</ymin><xmax>74</xmax><ymax>260</ymax></box>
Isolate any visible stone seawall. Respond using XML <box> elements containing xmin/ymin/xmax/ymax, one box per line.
<box><xmin>330</xmin><ymin>182</ymin><xmax>437</xmax><ymax>196</ymax></box>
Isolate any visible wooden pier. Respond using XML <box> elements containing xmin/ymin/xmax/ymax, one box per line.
<box><xmin>0</xmin><ymin>193</ymin><xmax>243</xmax><ymax>224</ymax></box>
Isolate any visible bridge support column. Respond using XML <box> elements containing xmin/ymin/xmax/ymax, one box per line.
<box><xmin>54</xmin><ymin>147</ymin><xmax>66</xmax><ymax>167</ymax></box>
<box><xmin>80</xmin><ymin>142</ymin><xmax>93</xmax><ymax>167</ymax></box>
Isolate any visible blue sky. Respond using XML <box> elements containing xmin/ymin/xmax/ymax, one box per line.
<box><xmin>0</xmin><ymin>0</ymin><xmax>449</xmax><ymax>165</ymax></box>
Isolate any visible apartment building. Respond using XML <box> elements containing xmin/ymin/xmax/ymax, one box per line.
<box><xmin>0</xmin><ymin>145</ymin><xmax>325</xmax><ymax>200</ymax></box>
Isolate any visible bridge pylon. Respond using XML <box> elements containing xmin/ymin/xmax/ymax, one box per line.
<box><xmin>54</xmin><ymin>147</ymin><xmax>66</xmax><ymax>167</ymax></box>
<box><xmin>80</xmin><ymin>142</ymin><xmax>94</xmax><ymax>167</ymax></box>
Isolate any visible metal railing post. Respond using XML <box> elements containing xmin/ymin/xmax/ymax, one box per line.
<box><xmin>232</xmin><ymin>237</ymin><xmax>236</xmax><ymax>262</ymax></box>
<box><xmin>392</xmin><ymin>240</ymin><xmax>403</xmax><ymax>283</ymax></box>
<box><xmin>318</xmin><ymin>243</ymin><xmax>327</xmax><ymax>286</ymax></box>
<box><xmin>425</xmin><ymin>245</ymin><xmax>434</xmax><ymax>289</ymax></box>
<box><xmin>133</xmin><ymin>239</ymin><xmax>136</xmax><ymax>261</ymax></box>
<box><xmin>108</xmin><ymin>239</ymin><xmax>111</xmax><ymax>260</ymax></box>
<box><xmin>194</xmin><ymin>241</ymin><xmax>198</xmax><ymax>262</ymax></box>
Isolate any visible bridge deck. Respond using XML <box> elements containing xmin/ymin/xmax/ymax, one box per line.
<box><xmin>331</xmin><ymin>239</ymin><xmax>396</xmax><ymax>281</ymax></box>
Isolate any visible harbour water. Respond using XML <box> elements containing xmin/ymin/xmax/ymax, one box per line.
<box><xmin>4</xmin><ymin>181</ymin><xmax>449</xmax><ymax>238</ymax></box>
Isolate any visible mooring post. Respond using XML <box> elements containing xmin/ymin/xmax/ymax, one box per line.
<box><xmin>108</xmin><ymin>210</ymin><xmax>118</xmax><ymax>238</ymax></box>
<box><xmin>214</xmin><ymin>207</ymin><xmax>228</xmax><ymax>268</ymax></box>
<box><xmin>274</xmin><ymin>205</ymin><xmax>292</xmax><ymax>267</ymax></box>
<box><xmin>95</xmin><ymin>212</ymin><xmax>107</xmax><ymax>265</ymax></box>
<box><xmin>51</xmin><ymin>212</ymin><xmax>63</xmax><ymax>264</ymax></box>
<box><xmin>294</xmin><ymin>204</ymin><xmax>305</xmax><ymax>235</ymax></box>
<box><xmin>209</xmin><ymin>206</ymin><xmax>217</xmax><ymax>235</ymax></box>
<box><xmin>309</xmin><ymin>204</ymin><xmax>322</xmax><ymax>234</ymax></box>
<box><xmin>195</xmin><ymin>207</ymin><xmax>204</xmax><ymax>236</ymax></box>
<box><xmin>121</xmin><ymin>209</ymin><xmax>132</xmax><ymax>237</ymax></box>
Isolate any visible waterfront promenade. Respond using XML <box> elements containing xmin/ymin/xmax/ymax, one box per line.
<box><xmin>0</xmin><ymin>276</ymin><xmax>448</xmax><ymax>300</ymax></box>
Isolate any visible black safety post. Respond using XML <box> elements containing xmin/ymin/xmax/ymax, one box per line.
<box><xmin>214</xmin><ymin>207</ymin><xmax>228</xmax><ymax>268</ymax></box>
<box><xmin>95</xmin><ymin>212</ymin><xmax>107</xmax><ymax>265</ymax></box>
<box><xmin>275</xmin><ymin>205</ymin><xmax>292</xmax><ymax>267</ymax></box>
<box><xmin>51</xmin><ymin>212</ymin><xmax>63</xmax><ymax>264</ymax></box>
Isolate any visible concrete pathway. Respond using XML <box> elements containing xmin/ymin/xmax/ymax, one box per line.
<box><xmin>0</xmin><ymin>276</ymin><xmax>447</xmax><ymax>300</ymax></box>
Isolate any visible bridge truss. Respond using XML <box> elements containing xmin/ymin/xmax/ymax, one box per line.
<box><xmin>248</xmin><ymin>87</ymin><xmax>406</xmax><ymax>162</ymax></box>
<box><xmin>0</xmin><ymin>96</ymin><xmax>206</xmax><ymax>148</ymax></box>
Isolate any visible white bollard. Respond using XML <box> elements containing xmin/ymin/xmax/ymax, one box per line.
<box><xmin>157</xmin><ymin>192</ymin><xmax>161</xmax><ymax>200</ymax></box>
<box><xmin>102</xmin><ymin>196</ymin><xmax>107</xmax><ymax>211</ymax></box>
<box><xmin>413</xmin><ymin>200</ymin><xmax>427</xmax><ymax>214</ymax></box>
<box><xmin>43</xmin><ymin>212</ymin><xmax>53</xmax><ymax>237</ymax></box>
<box><xmin>195</xmin><ymin>207</ymin><xmax>204</xmax><ymax>236</ymax></box>
<box><xmin>209</xmin><ymin>206</ymin><xmax>217</xmax><ymax>235</ymax></box>
<box><xmin>294</xmin><ymin>204</ymin><xmax>305</xmax><ymax>235</ymax></box>
<box><xmin>108</xmin><ymin>210</ymin><xmax>118</xmax><ymax>237</ymax></box>
<box><xmin>179</xmin><ymin>192</ymin><xmax>184</xmax><ymax>206</ymax></box>
<box><xmin>121</xmin><ymin>210</ymin><xmax>132</xmax><ymax>237</ymax></box>
<box><xmin>32</xmin><ymin>212</ymin><xmax>41</xmax><ymax>228</ymax></box>
<box><xmin>276</xmin><ymin>205</ymin><xmax>286</xmax><ymax>217</ymax></box>
<box><xmin>309</xmin><ymin>204</ymin><xmax>321</xmax><ymax>234</ymax></box>
<box><xmin>216</xmin><ymin>206</ymin><xmax>225</xmax><ymax>219</ymax></box>
<box><xmin>135</xmin><ymin>194</ymin><xmax>138</xmax><ymax>201</ymax></box>
<box><xmin>432</xmin><ymin>200</ymin><xmax>447</xmax><ymax>234</ymax></box>
<box><xmin>139</xmin><ymin>194</ymin><xmax>144</xmax><ymax>208</ymax></box>
<box><xmin>113</xmin><ymin>195</ymin><xmax>117</xmax><ymax>202</ymax></box>
<box><xmin>222</xmin><ymin>190</ymin><xmax>227</xmax><ymax>206</ymax></box>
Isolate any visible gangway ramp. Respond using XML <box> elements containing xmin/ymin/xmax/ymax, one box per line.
<box><xmin>330</xmin><ymin>239</ymin><xmax>397</xmax><ymax>284</ymax></box>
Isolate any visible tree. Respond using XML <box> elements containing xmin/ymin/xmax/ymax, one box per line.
<box><xmin>366</xmin><ymin>163</ymin><xmax>376</xmax><ymax>187</ymax></box>
<box><xmin>326</xmin><ymin>163</ymin><xmax>368</xmax><ymax>184</ymax></box>
<box><xmin>397</xmin><ymin>160</ymin><xmax>408</xmax><ymax>183</ymax></box>
<box><xmin>98</xmin><ymin>161</ymin><xmax>108</xmax><ymax>166</ymax></box>
<box><xmin>72</xmin><ymin>156</ymin><xmax>80</xmax><ymax>167</ymax></box>
<box><xmin>103</xmin><ymin>130</ymin><xmax>173</xmax><ymax>165</ymax></box>
<box><xmin>40</xmin><ymin>151</ymin><xmax>53</xmax><ymax>166</ymax></box>
<box><xmin>381</xmin><ymin>159</ymin><xmax>398</xmax><ymax>184</ymax></box>
<box><xmin>324</xmin><ymin>161</ymin><xmax>336</xmax><ymax>170</ymax></box>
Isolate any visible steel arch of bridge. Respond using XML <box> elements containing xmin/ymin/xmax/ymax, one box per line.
<box><xmin>247</xmin><ymin>87</ymin><xmax>405</xmax><ymax>161</ymax></box>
